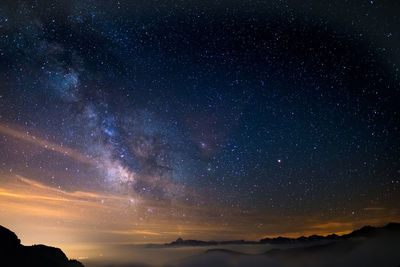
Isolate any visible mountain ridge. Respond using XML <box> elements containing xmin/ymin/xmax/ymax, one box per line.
<box><xmin>161</xmin><ymin>222</ymin><xmax>400</xmax><ymax>247</ymax></box>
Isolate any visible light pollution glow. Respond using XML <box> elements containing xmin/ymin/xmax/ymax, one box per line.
<box><xmin>0</xmin><ymin>124</ymin><xmax>399</xmax><ymax>260</ymax></box>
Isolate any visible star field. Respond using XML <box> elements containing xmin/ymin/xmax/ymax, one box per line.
<box><xmin>0</xmin><ymin>0</ymin><xmax>399</xmax><ymax>254</ymax></box>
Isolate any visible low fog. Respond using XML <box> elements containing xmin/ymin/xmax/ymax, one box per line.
<box><xmin>82</xmin><ymin>230</ymin><xmax>400</xmax><ymax>267</ymax></box>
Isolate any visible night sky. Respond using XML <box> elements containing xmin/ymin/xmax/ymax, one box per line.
<box><xmin>0</xmin><ymin>0</ymin><xmax>399</xmax><ymax>259</ymax></box>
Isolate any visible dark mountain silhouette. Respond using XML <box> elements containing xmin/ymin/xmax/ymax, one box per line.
<box><xmin>163</xmin><ymin>222</ymin><xmax>400</xmax><ymax>247</ymax></box>
<box><xmin>261</xmin><ymin>222</ymin><xmax>400</xmax><ymax>245</ymax></box>
<box><xmin>164</xmin><ymin>238</ymin><xmax>258</xmax><ymax>247</ymax></box>
<box><xmin>170</xmin><ymin>222</ymin><xmax>400</xmax><ymax>267</ymax></box>
<box><xmin>0</xmin><ymin>225</ymin><xmax>84</xmax><ymax>267</ymax></box>
<box><xmin>263</xmin><ymin>229</ymin><xmax>382</xmax><ymax>258</ymax></box>
<box><xmin>257</xmin><ymin>223</ymin><xmax>400</xmax><ymax>266</ymax></box>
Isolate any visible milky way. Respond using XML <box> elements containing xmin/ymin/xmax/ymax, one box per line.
<box><xmin>0</xmin><ymin>0</ymin><xmax>399</xmax><ymax>257</ymax></box>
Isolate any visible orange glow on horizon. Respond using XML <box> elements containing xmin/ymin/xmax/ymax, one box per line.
<box><xmin>0</xmin><ymin>172</ymin><xmax>398</xmax><ymax>259</ymax></box>
<box><xmin>0</xmin><ymin>124</ymin><xmax>399</xmax><ymax>260</ymax></box>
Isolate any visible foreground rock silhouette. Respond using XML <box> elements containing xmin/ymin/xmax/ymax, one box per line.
<box><xmin>0</xmin><ymin>225</ymin><xmax>84</xmax><ymax>267</ymax></box>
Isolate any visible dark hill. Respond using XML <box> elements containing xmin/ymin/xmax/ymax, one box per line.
<box><xmin>0</xmin><ymin>225</ymin><xmax>84</xmax><ymax>267</ymax></box>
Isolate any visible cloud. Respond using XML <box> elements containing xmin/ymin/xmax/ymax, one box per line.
<box><xmin>0</xmin><ymin>123</ymin><xmax>94</xmax><ymax>165</ymax></box>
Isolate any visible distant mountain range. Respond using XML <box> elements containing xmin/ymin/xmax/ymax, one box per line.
<box><xmin>162</xmin><ymin>222</ymin><xmax>400</xmax><ymax>247</ymax></box>
<box><xmin>174</xmin><ymin>222</ymin><xmax>400</xmax><ymax>267</ymax></box>
<box><xmin>1</xmin><ymin>223</ymin><xmax>399</xmax><ymax>267</ymax></box>
<box><xmin>0</xmin><ymin>225</ymin><xmax>84</xmax><ymax>267</ymax></box>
